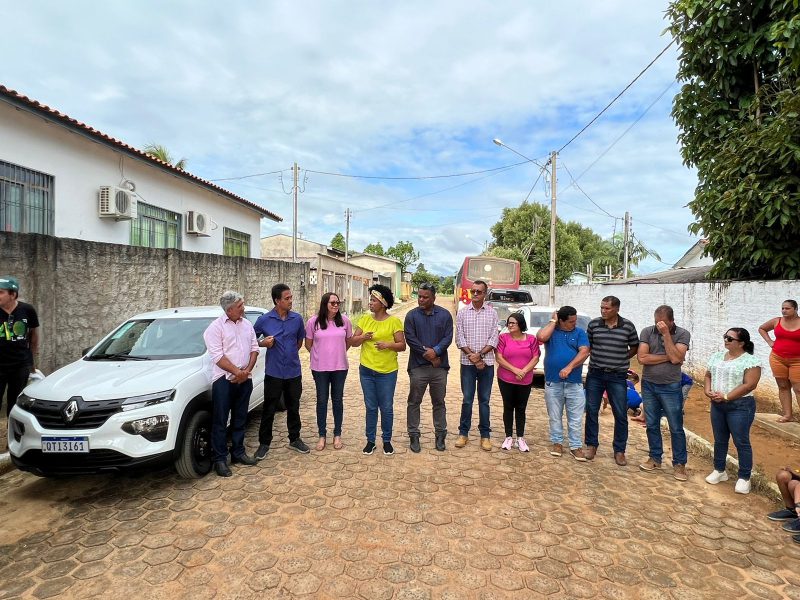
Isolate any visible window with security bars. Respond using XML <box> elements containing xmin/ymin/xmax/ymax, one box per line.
<box><xmin>223</xmin><ymin>227</ymin><xmax>250</xmax><ymax>257</ymax></box>
<box><xmin>0</xmin><ymin>160</ymin><xmax>54</xmax><ymax>235</ymax></box>
<box><xmin>130</xmin><ymin>202</ymin><xmax>181</xmax><ymax>249</ymax></box>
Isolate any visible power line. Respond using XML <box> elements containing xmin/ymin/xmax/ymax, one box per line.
<box><xmin>560</xmin><ymin>161</ymin><xmax>620</xmax><ymax>220</ymax></box>
<box><xmin>306</xmin><ymin>161</ymin><xmax>530</xmax><ymax>180</ymax></box>
<box><xmin>562</xmin><ymin>79</ymin><xmax>677</xmax><ymax>190</ymax></box>
<box><xmin>208</xmin><ymin>169</ymin><xmax>289</xmax><ymax>182</ymax></box>
<box><xmin>557</xmin><ymin>38</ymin><xmax>677</xmax><ymax>153</ymax></box>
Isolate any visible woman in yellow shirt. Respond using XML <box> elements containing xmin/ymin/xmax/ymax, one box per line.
<box><xmin>351</xmin><ymin>285</ymin><xmax>406</xmax><ymax>455</ymax></box>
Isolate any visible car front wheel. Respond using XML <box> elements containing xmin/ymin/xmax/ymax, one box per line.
<box><xmin>175</xmin><ymin>409</ymin><xmax>213</xmax><ymax>478</ymax></box>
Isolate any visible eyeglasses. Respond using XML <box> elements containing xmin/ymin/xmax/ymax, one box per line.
<box><xmin>470</xmin><ymin>289</ymin><xmax>485</xmax><ymax>295</ymax></box>
<box><xmin>723</xmin><ymin>335</ymin><xmax>740</xmax><ymax>342</ymax></box>
<box><xmin>328</xmin><ymin>301</ymin><xmax>341</xmax><ymax>306</ymax></box>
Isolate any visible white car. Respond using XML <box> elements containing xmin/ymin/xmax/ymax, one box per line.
<box><xmin>499</xmin><ymin>306</ymin><xmax>591</xmax><ymax>379</ymax></box>
<box><xmin>8</xmin><ymin>306</ymin><xmax>267</xmax><ymax>478</ymax></box>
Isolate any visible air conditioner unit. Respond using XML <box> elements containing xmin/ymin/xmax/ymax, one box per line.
<box><xmin>98</xmin><ymin>186</ymin><xmax>137</xmax><ymax>219</ymax></box>
<box><xmin>186</xmin><ymin>211</ymin><xmax>211</xmax><ymax>236</ymax></box>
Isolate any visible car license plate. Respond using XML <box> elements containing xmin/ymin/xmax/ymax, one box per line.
<box><xmin>42</xmin><ymin>436</ymin><xmax>90</xmax><ymax>453</ymax></box>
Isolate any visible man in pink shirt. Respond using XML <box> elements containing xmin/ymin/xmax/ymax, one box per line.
<box><xmin>203</xmin><ymin>291</ymin><xmax>260</xmax><ymax>477</ymax></box>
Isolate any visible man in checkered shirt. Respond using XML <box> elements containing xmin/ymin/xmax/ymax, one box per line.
<box><xmin>455</xmin><ymin>280</ymin><xmax>499</xmax><ymax>451</ymax></box>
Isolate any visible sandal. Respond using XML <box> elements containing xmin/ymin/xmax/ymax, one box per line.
<box><xmin>778</xmin><ymin>416</ymin><xmax>793</xmax><ymax>423</ymax></box>
<box><xmin>333</xmin><ymin>436</ymin><xmax>343</xmax><ymax>450</ymax></box>
<box><xmin>315</xmin><ymin>437</ymin><xmax>326</xmax><ymax>451</ymax></box>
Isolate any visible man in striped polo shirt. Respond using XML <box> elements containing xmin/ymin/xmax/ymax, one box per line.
<box><xmin>585</xmin><ymin>295</ymin><xmax>639</xmax><ymax>465</ymax></box>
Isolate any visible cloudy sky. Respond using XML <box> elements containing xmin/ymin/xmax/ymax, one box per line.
<box><xmin>3</xmin><ymin>1</ymin><xmax>699</xmax><ymax>276</ymax></box>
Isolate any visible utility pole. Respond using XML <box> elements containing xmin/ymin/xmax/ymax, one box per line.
<box><xmin>622</xmin><ymin>211</ymin><xmax>630</xmax><ymax>280</ymax></box>
<box><xmin>344</xmin><ymin>208</ymin><xmax>351</xmax><ymax>262</ymax></box>
<box><xmin>292</xmin><ymin>162</ymin><xmax>299</xmax><ymax>263</ymax></box>
<box><xmin>548</xmin><ymin>151</ymin><xmax>557</xmax><ymax>306</ymax></box>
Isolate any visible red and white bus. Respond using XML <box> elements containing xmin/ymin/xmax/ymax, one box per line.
<box><xmin>454</xmin><ymin>256</ymin><xmax>520</xmax><ymax>311</ymax></box>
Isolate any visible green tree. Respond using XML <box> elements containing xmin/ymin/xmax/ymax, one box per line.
<box><xmin>362</xmin><ymin>242</ymin><xmax>385</xmax><ymax>255</ymax></box>
<box><xmin>143</xmin><ymin>143</ymin><xmax>187</xmax><ymax>170</ymax></box>
<box><xmin>330</xmin><ymin>232</ymin><xmax>346</xmax><ymax>252</ymax></box>
<box><xmin>667</xmin><ymin>0</ymin><xmax>800</xmax><ymax>279</ymax></box>
<box><xmin>386</xmin><ymin>241</ymin><xmax>420</xmax><ymax>272</ymax></box>
<box><xmin>411</xmin><ymin>263</ymin><xmax>436</xmax><ymax>289</ymax></box>
<box><xmin>438</xmin><ymin>275</ymin><xmax>455</xmax><ymax>295</ymax></box>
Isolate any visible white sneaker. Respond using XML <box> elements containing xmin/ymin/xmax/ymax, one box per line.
<box><xmin>501</xmin><ymin>436</ymin><xmax>513</xmax><ymax>451</ymax></box>
<box><xmin>705</xmin><ymin>470</ymin><xmax>729</xmax><ymax>484</ymax></box>
<box><xmin>735</xmin><ymin>478</ymin><xmax>751</xmax><ymax>494</ymax></box>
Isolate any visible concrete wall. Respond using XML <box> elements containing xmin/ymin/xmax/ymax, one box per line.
<box><xmin>1</xmin><ymin>232</ymin><xmax>309</xmax><ymax>374</ymax></box>
<box><xmin>348</xmin><ymin>254</ymin><xmax>402</xmax><ymax>298</ymax></box>
<box><xmin>261</xmin><ymin>235</ymin><xmax>330</xmax><ymax>259</ymax></box>
<box><xmin>521</xmin><ymin>281</ymin><xmax>799</xmax><ymax>405</ymax></box>
<box><xmin>1</xmin><ymin>102</ymin><xmax>268</xmax><ymax>257</ymax></box>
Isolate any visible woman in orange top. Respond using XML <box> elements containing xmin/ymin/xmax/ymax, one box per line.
<box><xmin>759</xmin><ymin>300</ymin><xmax>800</xmax><ymax>422</ymax></box>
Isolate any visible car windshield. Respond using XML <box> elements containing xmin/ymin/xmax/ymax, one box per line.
<box><xmin>488</xmin><ymin>291</ymin><xmax>532</xmax><ymax>303</ymax></box>
<box><xmin>87</xmin><ymin>317</ymin><xmax>216</xmax><ymax>360</ymax></box>
<box><xmin>526</xmin><ymin>311</ymin><xmax>591</xmax><ymax>330</ymax></box>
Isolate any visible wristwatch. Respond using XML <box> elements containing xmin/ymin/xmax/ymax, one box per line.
<box><xmin>479</xmin><ymin>352</ymin><xmax>486</xmax><ymax>360</ymax></box>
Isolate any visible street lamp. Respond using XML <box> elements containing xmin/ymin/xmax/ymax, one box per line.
<box><xmin>493</xmin><ymin>138</ymin><xmax>557</xmax><ymax>306</ymax></box>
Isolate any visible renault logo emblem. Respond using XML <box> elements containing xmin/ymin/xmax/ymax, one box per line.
<box><xmin>62</xmin><ymin>400</ymin><xmax>79</xmax><ymax>424</ymax></box>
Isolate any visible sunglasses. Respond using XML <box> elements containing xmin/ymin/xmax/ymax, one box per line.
<box><xmin>328</xmin><ymin>301</ymin><xmax>341</xmax><ymax>306</ymax></box>
<box><xmin>470</xmin><ymin>289</ymin><xmax>485</xmax><ymax>295</ymax></box>
<box><xmin>723</xmin><ymin>335</ymin><xmax>740</xmax><ymax>342</ymax></box>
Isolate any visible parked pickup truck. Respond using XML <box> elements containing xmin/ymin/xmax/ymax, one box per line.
<box><xmin>486</xmin><ymin>288</ymin><xmax>536</xmax><ymax>330</ymax></box>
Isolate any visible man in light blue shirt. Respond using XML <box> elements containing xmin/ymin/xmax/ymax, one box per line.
<box><xmin>536</xmin><ymin>306</ymin><xmax>590</xmax><ymax>461</ymax></box>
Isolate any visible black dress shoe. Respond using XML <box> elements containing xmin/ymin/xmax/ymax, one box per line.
<box><xmin>409</xmin><ymin>435</ymin><xmax>421</xmax><ymax>453</ymax></box>
<box><xmin>231</xmin><ymin>453</ymin><xmax>257</xmax><ymax>466</ymax></box>
<box><xmin>435</xmin><ymin>433</ymin><xmax>446</xmax><ymax>452</ymax></box>
<box><xmin>214</xmin><ymin>461</ymin><xmax>233</xmax><ymax>477</ymax></box>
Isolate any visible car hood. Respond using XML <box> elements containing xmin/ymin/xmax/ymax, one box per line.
<box><xmin>24</xmin><ymin>356</ymin><xmax>210</xmax><ymax>402</ymax></box>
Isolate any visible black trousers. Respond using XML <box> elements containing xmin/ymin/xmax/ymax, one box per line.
<box><xmin>1</xmin><ymin>366</ymin><xmax>30</xmax><ymax>417</ymax></box>
<box><xmin>498</xmin><ymin>379</ymin><xmax>532</xmax><ymax>437</ymax></box>
<box><xmin>259</xmin><ymin>375</ymin><xmax>302</xmax><ymax>445</ymax></box>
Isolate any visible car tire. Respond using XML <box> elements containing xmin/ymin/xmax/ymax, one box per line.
<box><xmin>175</xmin><ymin>409</ymin><xmax>213</xmax><ymax>478</ymax></box>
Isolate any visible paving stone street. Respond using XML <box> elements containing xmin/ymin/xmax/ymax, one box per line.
<box><xmin>1</xmin><ymin>304</ymin><xmax>799</xmax><ymax>599</ymax></box>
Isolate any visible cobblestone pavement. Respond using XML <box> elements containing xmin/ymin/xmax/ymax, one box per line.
<box><xmin>2</xmin><ymin>304</ymin><xmax>800</xmax><ymax>599</ymax></box>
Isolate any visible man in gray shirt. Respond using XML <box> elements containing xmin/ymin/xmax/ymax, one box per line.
<box><xmin>637</xmin><ymin>305</ymin><xmax>691</xmax><ymax>481</ymax></box>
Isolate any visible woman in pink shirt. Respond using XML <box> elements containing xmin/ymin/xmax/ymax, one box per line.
<box><xmin>495</xmin><ymin>312</ymin><xmax>540</xmax><ymax>452</ymax></box>
<box><xmin>305</xmin><ymin>293</ymin><xmax>353</xmax><ymax>450</ymax></box>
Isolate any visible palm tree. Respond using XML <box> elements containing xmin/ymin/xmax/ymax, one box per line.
<box><xmin>143</xmin><ymin>143</ymin><xmax>187</xmax><ymax>170</ymax></box>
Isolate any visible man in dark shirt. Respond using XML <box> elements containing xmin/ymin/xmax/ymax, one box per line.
<box><xmin>585</xmin><ymin>295</ymin><xmax>639</xmax><ymax>465</ymax></box>
<box><xmin>253</xmin><ymin>283</ymin><xmax>309</xmax><ymax>459</ymax></box>
<box><xmin>0</xmin><ymin>276</ymin><xmax>39</xmax><ymax>417</ymax></box>
<box><xmin>404</xmin><ymin>283</ymin><xmax>453</xmax><ymax>452</ymax></box>
<box><xmin>637</xmin><ymin>305</ymin><xmax>691</xmax><ymax>481</ymax></box>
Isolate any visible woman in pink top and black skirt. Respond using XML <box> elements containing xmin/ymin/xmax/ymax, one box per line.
<box><xmin>759</xmin><ymin>300</ymin><xmax>800</xmax><ymax>422</ymax></box>
<box><xmin>495</xmin><ymin>312</ymin><xmax>540</xmax><ymax>452</ymax></box>
<box><xmin>305</xmin><ymin>292</ymin><xmax>352</xmax><ymax>450</ymax></box>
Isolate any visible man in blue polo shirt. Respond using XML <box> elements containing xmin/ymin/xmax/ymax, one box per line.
<box><xmin>253</xmin><ymin>283</ymin><xmax>309</xmax><ymax>459</ymax></box>
<box><xmin>537</xmin><ymin>306</ymin><xmax>590</xmax><ymax>461</ymax></box>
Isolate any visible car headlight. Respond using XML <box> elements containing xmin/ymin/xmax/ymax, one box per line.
<box><xmin>122</xmin><ymin>415</ymin><xmax>170</xmax><ymax>441</ymax></box>
<box><xmin>120</xmin><ymin>390</ymin><xmax>176</xmax><ymax>412</ymax></box>
<box><xmin>15</xmin><ymin>393</ymin><xmax>37</xmax><ymax>412</ymax></box>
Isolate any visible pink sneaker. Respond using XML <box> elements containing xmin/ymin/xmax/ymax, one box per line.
<box><xmin>501</xmin><ymin>436</ymin><xmax>513</xmax><ymax>451</ymax></box>
<box><xmin>517</xmin><ymin>438</ymin><xmax>529</xmax><ymax>452</ymax></box>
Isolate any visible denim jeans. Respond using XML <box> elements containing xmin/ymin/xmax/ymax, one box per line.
<box><xmin>360</xmin><ymin>365</ymin><xmax>397</xmax><ymax>443</ymax></box>
<box><xmin>544</xmin><ymin>381</ymin><xmax>585</xmax><ymax>449</ymax></box>
<box><xmin>312</xmin><ymin>369</ymin><xmax>347</xmax><ymax>437</ymax></box>
<box><xmin>710</xmin><ymin>396</ymin><xmax>756</xmax><ymax>480</ymax></box>
<box><xmin>642</xmin><ymin>380</ymin><xmax>687</xmax><ymax>465</ymax></box>
<box><xmin>584</xmin><ymin>369</ymin><xmax>629</xmax><ymax>453</ymax></box>
<box><xmin>211</xmin><ymin>377</ymin><xmax>253</xmax><ymax>463</ymax></box>
<box><xmin>458</xmin><ymin>364</ymin><xmax>494</xmax><ymax>437</ymax></box>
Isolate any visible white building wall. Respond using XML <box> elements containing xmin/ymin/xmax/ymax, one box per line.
<box><xmin>1</xmin><ymin>103</ymin><xmax>265</xmax><ymax>257</ymax></box>
<box><xmin>521</xmin><ymin>280</ymin><xmax>800</xmax><ymax>403</ymax></box>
